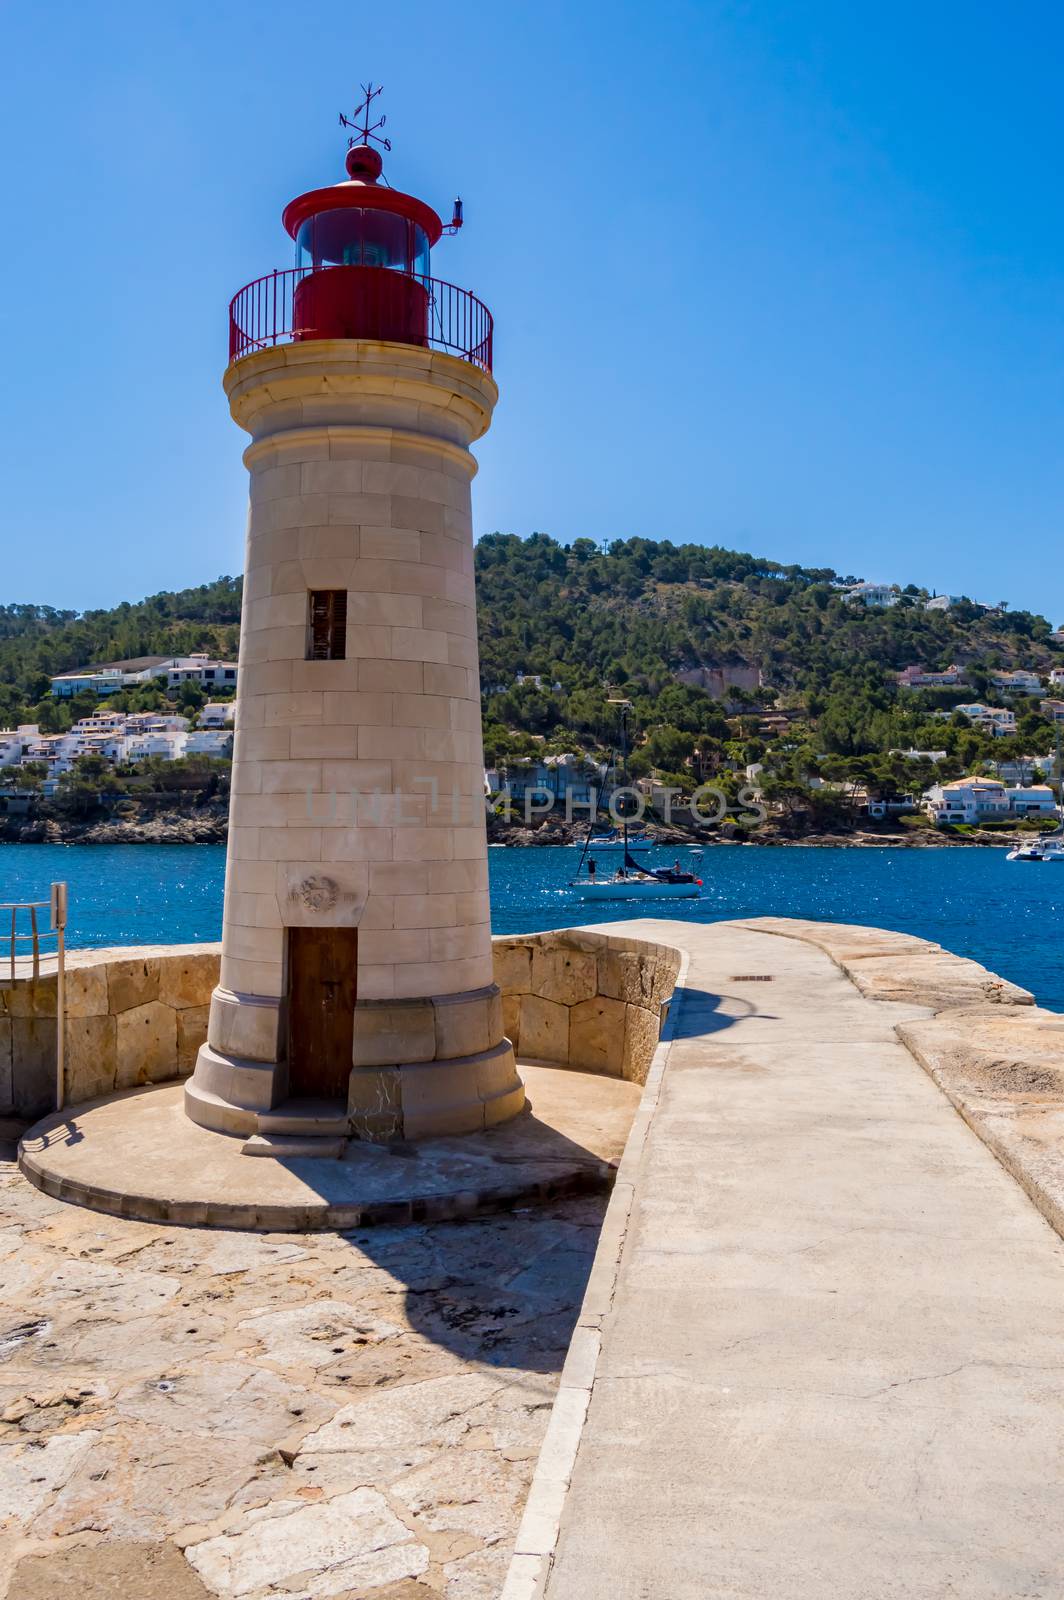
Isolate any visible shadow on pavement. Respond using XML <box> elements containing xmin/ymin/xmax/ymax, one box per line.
<box><xmin>669</xmin><ymin>987</ymin><xmax>770</xmax><ymax>1037</ymax></box>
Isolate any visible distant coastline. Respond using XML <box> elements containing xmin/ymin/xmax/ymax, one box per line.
<box><xmin>0</xmin><ymin>811</ymin><xmax>1036</xmax><ymax>849</ymax></box>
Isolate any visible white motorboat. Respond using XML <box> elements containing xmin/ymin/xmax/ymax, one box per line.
<box><xmin>1007</xmin><ymin>733</ymin><xmax>1064</xmax><ymax>860</ymax></box>
<box><xmin>1007</xmin><ymin>835</ymin><xmax>1064</xmax><ymax>862</ymax></box>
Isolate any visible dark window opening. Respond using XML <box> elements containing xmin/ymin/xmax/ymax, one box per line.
<box><xmin>307</xmin><ymin>590</ymin><xmax>348</xmax><ymax>661</ymax></box>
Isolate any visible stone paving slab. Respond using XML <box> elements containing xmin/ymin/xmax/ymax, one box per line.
<box><xmin>0</xmin><ymin>1149</ymin><xmax>610</xmax><ymax>1599</ymax></box>
<box><xmin>512</xmin><ymin>919</ymin><xmax>1064</xmax><ymax>1600</ymax></box>
<box><xmin>18</xmin><ymin>1066</ymin><xmax>640</xmax><ymax>1232</ymax></box>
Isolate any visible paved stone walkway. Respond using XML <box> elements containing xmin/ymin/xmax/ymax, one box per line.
<box><xmin>543</xmin><ymin>921</ymin><xmax>1064</xmax><ymax>1600</ymax></box>
<box><xmin>0</xmin><ymin>1150</ymin><xmax>607</xmax><ymax>1599</ymax></box>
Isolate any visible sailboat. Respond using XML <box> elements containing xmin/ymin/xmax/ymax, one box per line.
<box><xmin>570</xmin><ymin>700</ymin><xmax>702</xmax><ymax>900</ymax></box>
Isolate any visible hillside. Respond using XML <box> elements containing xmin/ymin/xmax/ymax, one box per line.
<box><xmin>473</xmin><ymin>534</ymin><xmax>1064</xmax><ymax>787</ymax></box>
<box><xmin>4</xmin><ymin>541</ymin><xmax>1064</xmax><ymax>815</ymax></box>
<box><xmin>0</xmin><ymin>579</ymin><xmax>241</xmax><ymax>731</ymax></box>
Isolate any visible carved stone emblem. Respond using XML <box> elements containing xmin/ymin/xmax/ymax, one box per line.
<box><xmin>298</xmin><ymin>875</ymin><xmax>338</xmax><ymax>913</ymax></box>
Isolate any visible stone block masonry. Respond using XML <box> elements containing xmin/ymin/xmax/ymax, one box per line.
<box><xmin>0</xmin><ymin>946</ymin><xmax>218</xmax><ymax>1119</ymax></box>
<box><xmin>494</xmin><ymin>929</ymin><xmax>681</xmax><ymax>1085</ymax></box>
<box><xmin>185</xmin><ymin>338</ymin><xmax>526</xmax><ymax>1141</ymax></box>
<box><xmin>4</xmin><ymin>929</ymin><xmax>683</xmax><ymax>1122</ymax></box>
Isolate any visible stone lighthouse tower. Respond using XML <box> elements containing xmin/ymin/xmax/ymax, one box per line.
<box><xmin>186</xmin><ymin>91</ymin><xmax>523</xmax><ymax>1142</ymax></box>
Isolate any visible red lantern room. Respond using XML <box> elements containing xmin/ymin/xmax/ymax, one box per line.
<box><xmin>283</xmin><ymin>137</ymin><xmax>444</xmax><ymax>348</ymax></box>
<box><xmin>228</xmin><ymin>85</ymin><xmax>491</xmax><ymax>370</ymax></box>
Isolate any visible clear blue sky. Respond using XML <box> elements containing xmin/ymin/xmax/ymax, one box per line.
<box><xmin>3</xmin><ymin>0</ymin><xmax>1064</xmax><ymax>622</ymax></box>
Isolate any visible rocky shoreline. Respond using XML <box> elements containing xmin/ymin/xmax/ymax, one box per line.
<box><xmin>1</xmin><ymin>808</ymin><xmax>228</xmax><ymax>846</ymax></box>
<box><xmin>0</xmin><ymin>810</ymin><xmax>1040</xmax><ymax>848</ymax></box>
<box><xmin>23</xmin><ymin>803</ymin><xmax>1030</xmax><ymax>857</ymax></box>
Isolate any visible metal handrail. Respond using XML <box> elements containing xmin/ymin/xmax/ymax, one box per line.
<box><xmin>1</xmin><ymin>900</ymin><xmax>51</xmax><ymax>983</ymax></box>
<box><xmin>2</xmin><ymin>886</ymin><xmax>68</xmax><ymax>1109</ymax></box>
<box><xmin>228</xmin><ymin>267</ymin><xmax>494</xmax><ymax>372</ymax></box>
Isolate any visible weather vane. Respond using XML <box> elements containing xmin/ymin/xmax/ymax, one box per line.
<box><xmin>339</xmin><ymin>83</ymin><xmax>392</xmax><ymax>152</ymax></box>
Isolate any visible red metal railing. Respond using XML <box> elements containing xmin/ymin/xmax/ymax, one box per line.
<box><xmin>228</xmin><ymin>267</ymin><xmax>493</xmax><ymax>372</ymax></box>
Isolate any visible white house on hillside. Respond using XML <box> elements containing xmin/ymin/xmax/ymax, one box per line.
<box><xmin>945</xmin><ymin>704</ymin><xmax>1016</xmax><ymax>736</ymax></box>
<box><xmin>185</xmin><ymin>729</ymin><xmax>234</xmax><ymax>758</ymax></box>
<box><xmin>119</xmin><ymin>713</ymin><xmax>190</xmax><ymax>735</ymax></box>
<box><xmin>925</xmin><ymin>777</ymin><xmax>1059</xmax><ymax>824</ymax></box>
<box><xmin>50</xmin><ymin>668</ymin><xmax>127</xmax><ymax>698</ymax></box>
<box><xmin>843</xmin><ymin>582</ymin><xmax>900</xmax><ymax>609</ymax></box>
<box><xmin>896</xmin><ymin>664</ymin><xmax>965</xmax><ymax>689</ymax></box>
<box><xmin>1008</xmin><ymin>786</ymin><xmax>1059</xmax><ymax>817</ymax></box>
<box><xmin>198</xmin><ymin>702</ymin><xmax>237</xmax><ymax>728</ymax></box>
<box><xmin>924</xmin><ymin>779</ymin><xmax>1010</xmax><ymax>824</ymax></box>
<box><xmin>49</xmin><ymin>655</ymin><xmax>172</xmax><ymax>697</ymax></box>
<box><xmin>990</xmin><ymin>669</ymin><xmax>1043</xmax><ymax>696</ymax></box>
<box><xmin>0</xmin><ymin>726</ymin><xmax>40</xmax><ymax>767</ymax></box>
<box><xmin>124</xmin><ymin>733</ymin><xmax>187</xmax><ymax>763</ymax></box>
<box><xmin>165</xmin><ymin>655</ymin><xmax>238</xmax><ymax>690</ymax></box>
<box><xmin>991</xmin><ymin>756</ymin><xmax>1054</xmax><ymax>784</ymax></box>
<box><xmin>51</xmin><ymin>653</ymin><xmax>238</xmax><ymax>699</ymax></box>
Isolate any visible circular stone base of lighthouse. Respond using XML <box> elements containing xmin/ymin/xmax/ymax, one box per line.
<box><xmin>19</xmin><ymin>1066</ymin><xmax>640</xmax><ymax>1232</ymax></box>
<box><xmin>185</xmin><ymin>983</ymin><xmax>524</xmax><ymax>1141</ymax></box>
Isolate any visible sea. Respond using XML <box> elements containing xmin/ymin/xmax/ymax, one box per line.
<box><xmin>1</xmin><ymin>842</ymin><xmax>1062</xmax><ymax>1013</ymax></box>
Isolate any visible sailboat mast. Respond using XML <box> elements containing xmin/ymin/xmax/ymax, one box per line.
<box><xmin>621</xmin><ymin>703</ymin><xmax>629</xmax><ymax>857</ymax></box>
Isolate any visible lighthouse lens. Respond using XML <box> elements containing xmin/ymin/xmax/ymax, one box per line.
<box><xmin>296</xmin><ymin>211</ymin><xmax>430</xmax><ymax>278</ymax></box>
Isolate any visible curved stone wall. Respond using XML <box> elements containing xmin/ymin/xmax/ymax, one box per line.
<box><xmin>493</xmin><ymin>929</ymin><xmax>681</xmax><ymax>1085</ymax></box>
<box><xmin>2</xmin><ymin>946</ymin><xmax>219</xmax><ymax>1120</ymax></box>
<box><xmin>5</xmin><ymin>929</ymin><xmax>681</xmax><ymax>1118</ymax></box>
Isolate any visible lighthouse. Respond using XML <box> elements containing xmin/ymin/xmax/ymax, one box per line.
<box><xmin>185</xmin><ymin>90</ymin><xmax>524</xmax><ymax>1143</ymax></box>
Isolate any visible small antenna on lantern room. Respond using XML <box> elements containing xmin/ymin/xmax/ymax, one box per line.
<box><xmin>339</xmin><ymin>82</ymin><xmax>392</xmax><ymax>152</ymax></box>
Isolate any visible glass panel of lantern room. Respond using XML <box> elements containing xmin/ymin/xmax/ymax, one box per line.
<box><xmin>410</xmin><ymin>225</ymin><xmax>430</xmax><ymax>280</ymax></box>
<box><xmin>295</xmin><ymin>209</ymin><xmax>416</xmax><ymax>271</ymax></box>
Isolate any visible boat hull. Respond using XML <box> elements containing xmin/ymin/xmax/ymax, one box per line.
<box><xmin>573</xmin><ymin>879</ymin><xmax>702</xmax><ymax>900</ymax></box>
<box><xmin>576</xmin><ymin>837</ymin><xmax>655</xmax><ymax>848</ymax></box>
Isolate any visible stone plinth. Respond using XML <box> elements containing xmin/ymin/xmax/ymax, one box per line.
<box><xmin>186</xmin><ymin>340</ymin><xmax>522</xmax><ymax>1139</ymax></box>
<box><xmin>21</xmin><ymin>1067</ymin><xmax>640</xmax><ymax>1230</ymax></box>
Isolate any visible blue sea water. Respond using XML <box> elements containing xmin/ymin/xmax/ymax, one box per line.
<box><xmin>1</xmin><ymin>842</ymin><xmax>1062</xmax><ymax>1012</ymax></box>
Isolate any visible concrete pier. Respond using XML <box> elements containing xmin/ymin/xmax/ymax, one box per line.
<box><xmin>510</xmin><ymin>918</ymin><xmax>1064</xmax><ymax>1600</ymax></box>
<box><xmin>10</xmin><ymin>916</ymin><xmax>1064</xmax><ymax>1597</ymax></box>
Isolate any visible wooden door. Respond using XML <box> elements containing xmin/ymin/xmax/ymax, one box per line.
<box><xmin>286</xmin><ymin>927</ymin><xmax>358</xmax><ymax>1100</ymax></box>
